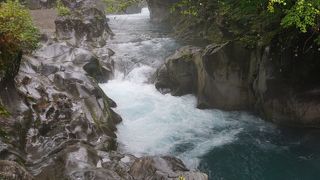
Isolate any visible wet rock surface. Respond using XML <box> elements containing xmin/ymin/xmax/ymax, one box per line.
<box><xmin>146</xmin><ymin>0</ymin><xmax>180</xmax><ymax>23</ymax></box>
<box><xmin>130</xmin><ymin>156</ymin><xmax>208</xmax><ymax>180</ymax></box>
<box><xmin>55</xmin><ymin>0</ymin><xmax>113</xmax><ymax>48</ymax></box>
<box><xmin>155</xmin><ymin>42</ymin><xmax>320</xmax><ymax>127</ymax></box>
<box><xmin>0</xmin><ymin>0</ymin><xmax>207</xmax><ymax>179</ymax></box>
<box><xmin>155</xmin><ymin>46</ymin><xmax>200</xmax><ymax>96</ymax></box>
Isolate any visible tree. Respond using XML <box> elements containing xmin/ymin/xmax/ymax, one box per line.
<box><xmin>171</xmin><ymin>0</ymin><xmax>320</xmax><ymax>46</ymax></box>
<box><xmin>103</xmin><ymin>0</ymin><xmax>142</xmax><ymax>13</ymax></box>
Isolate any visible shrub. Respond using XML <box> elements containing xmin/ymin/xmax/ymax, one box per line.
<box><xmin>56</xmin><ymin>0</ymin><xmax>71</xmax><ymax>16</ymax></box>
<box><xmin>0</xmin><ymin>0</ymin><xmax>39</xmax><ymax>53</ymax></box>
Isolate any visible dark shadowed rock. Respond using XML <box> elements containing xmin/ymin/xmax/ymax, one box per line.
<box><xmin>253</xmin><ymin>46</ymin><xmax>320</xmax><ymax>126</ymax></box>
<box><xmin>155</xmin><ymin>46</ymin><xmax>201</xmax><ymax>96</ymax></box>
<box><xmin>196</xmin><ymin>42</ymin><xmax>254</xmax><ymax>110</ymax></box>
<box><xmin>146</xmin><ymin>0</ymin><xmax>180</xmax><ymax>23</ymax></box>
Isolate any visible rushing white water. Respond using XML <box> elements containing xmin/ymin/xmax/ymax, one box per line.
<box><xmin>100</xmin><ymin>8</ymin><xmax>268</xmax><ymax>169</ymax></box>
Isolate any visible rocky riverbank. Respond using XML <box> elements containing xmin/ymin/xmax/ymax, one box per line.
<box><xmin>0</xmin><ymin>0</ymin><xmax>207</xmax><ymax>179</ymax></box>
<box><xmin>147</xmin><ymin>0</ymin><xmax>320</xmax><ymax>127</ymax></box>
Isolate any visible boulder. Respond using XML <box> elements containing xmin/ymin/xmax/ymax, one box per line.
<box><xmin>155</xmin><ymin>46</ymin><xmax>200</xmax><ymax>96</ymax></box>
<box><xmin>129</xmin><ymin>156</ymin><xmax>208</xmax><ymax>180</ymax></box>
<box><xmin>55</xmin><ymin>0</ymin><xmax>113</xmax><ymax>48</ymax></box>
<box><xmin>155</xmin><ymin>43</ymin><xmax>254</xmax><ymax>110</ymax></box>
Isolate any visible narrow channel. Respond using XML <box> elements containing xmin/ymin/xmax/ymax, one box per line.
<box><xmin>100</xmin><ymin>8</ymin><xmax>320</xmax><ymax>179</ymax></box>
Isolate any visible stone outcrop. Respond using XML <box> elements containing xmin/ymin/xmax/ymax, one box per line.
<box><xmin>155</xmin><ymin>46</ymin><xmax>200</xmax><ymax>96</ymax></box>
<box><xmin>146</xmin><ymin>0</ymin><xmax>180</xmax><ymax>23</ymax></box>
<box><xmin>55</xmin><ymin>0</ymin><xmax>113</xmax><ymax>48</ymax></box>
<box><xmin>155</xmin><ymin>42</ymin><xmax>320</xmax><ymax>127</ymax></box>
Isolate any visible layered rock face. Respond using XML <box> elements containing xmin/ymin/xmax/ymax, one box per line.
<box><xmin>155</xmin><ymin>42</ymin><xmax>320</xmax><ymax>127</ymax></box>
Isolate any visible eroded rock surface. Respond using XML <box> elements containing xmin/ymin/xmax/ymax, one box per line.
<box><xmin>155</xmin><ymin>42</ymin><xmax>320</xmax><ymax>126</ymax></box>
<box><xmin>55</xmin><ymin>0</ymin><xmax>113</xmax><ymax>48</ymax></box>
<box><xmin>0</xmin><ymin>0</ymin><xmax>208</xmax><ymax>179</ymax></box>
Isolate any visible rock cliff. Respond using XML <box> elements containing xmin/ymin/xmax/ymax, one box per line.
<box><xmin>155</xmin><ymin>41</ymin><xmax>320</xmax><ymax>127</ymax></box>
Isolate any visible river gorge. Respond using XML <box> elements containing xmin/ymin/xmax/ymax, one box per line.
<box><xmin>101</xmin><ymin>8</ymin><xmax>320</xmax><ymax>180</ymax></box>
<box><xmin>0</xmin><ymin>0</ymin><xmax>320</xmax><ymax>179</ymax></box>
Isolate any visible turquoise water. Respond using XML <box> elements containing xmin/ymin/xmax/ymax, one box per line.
<box><xmin>199</xmin><ymin>128</ymin><xmax>320</xmax><ymax>180</ymax></box>
<box><xmin>101</xmin><ymin>8</ymin><xmax>320</xmax><ymax>180</ymax></box>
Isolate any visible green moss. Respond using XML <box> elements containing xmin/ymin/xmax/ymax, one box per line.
<box><xmin>0</xmin><ymin>105</ymin><xmax>10</xmax><ymax>117</ymax></box>
<box><xmin>56</xmin><ymin>0</ymin><xmax>71</xmax><ymax>16</ymax></box>
<box><xmin>0</xmin><ymin>126</ymin><xmax>9</xmax><ymax>140</ymax></box>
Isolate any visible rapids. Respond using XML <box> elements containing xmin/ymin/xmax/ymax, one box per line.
<box><xmin>100</xmin><ymin>8</ymin><xmax>320</xmax><ymax>180</ymax></box>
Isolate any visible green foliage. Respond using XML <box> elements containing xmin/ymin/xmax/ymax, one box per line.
<box><xmin>103</xmin><ymin>0</ymin><xmax>141</xmax><ymax>13</ymax></box>
<box><xmin>56</xmin><ymin>0</ymin><xmax>71</xmax><ymax>16</ymax></box>
<box><xmin>171</xmin><ymin>0</ymin><xmax>320</xmax><ymax>46</ymax></box>
<box><xmin>269</xmin><ymin>0</ymin><xmax>320</xmax><ymax>33</ymax></box>
<box><xmin>0</xmin><ymin>0</ymin><xmax>39</xmax><ymax>53</ymax></box>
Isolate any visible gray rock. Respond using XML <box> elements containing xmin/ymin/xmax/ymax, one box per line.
<box><xmin>129</xmin><ymin>156</ymin><xmax>208</xmax><ymax>180</ymax></box>
<box><xmin>155</xmin><ymin>46</ymin><xmax>200</xmax><ymax>96</ymax></box>
<box><xmin>0</xmin><ymin>160</ymin><xmax>34</xmax><ymax>180</ymax></box>
<box><xmin>55</xmin><ymin>0</ymin><xmax>113</xmax><ymax>48</ymax></box>
<box><xmin>146</xmin><ymin>0</ymin><xmax>180</xmax><ymax>23</ymax></box>
<box><xmin>155</xmin><ymin>41</ymin><xmax>320</xmax><ymax>126</ymax></box>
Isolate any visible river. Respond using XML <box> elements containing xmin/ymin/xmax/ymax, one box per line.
<box><xmin>100</xmin><ymin>8</ymin><xmax>320</xmax><ymax>180</ymax></box>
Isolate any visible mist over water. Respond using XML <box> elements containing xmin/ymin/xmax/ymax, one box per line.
<box><xmin>100</xmin><ymin>8</ymin><xmax>320</xmax><ymax>179</ymax></box>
